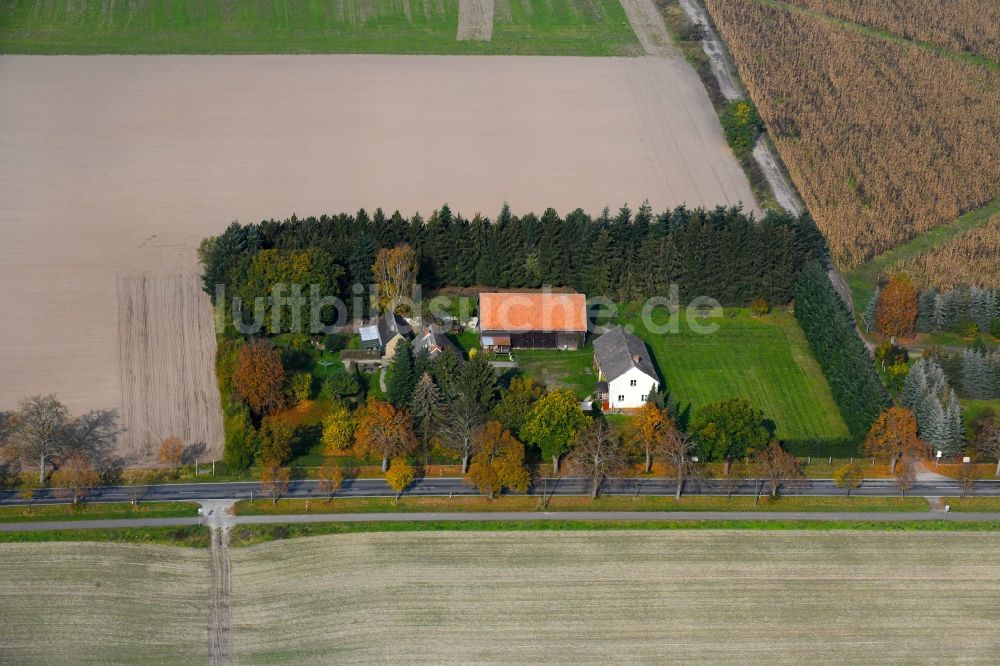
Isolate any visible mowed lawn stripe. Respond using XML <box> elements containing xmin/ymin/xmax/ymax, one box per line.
<box><xmin>625</xmin><ymin>309</ymin><xmax>848</xmax><ymax>441</ymax></box>
<box><xmin>0</xmin><ymin>0</ymin><xmax>640</xmax><ymax>55</ymax></box>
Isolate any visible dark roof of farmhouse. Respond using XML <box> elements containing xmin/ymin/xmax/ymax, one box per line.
<box><xmin>415</xmin><ymin>324</ymin><xmax>459</xmax><ymax>357</ymax></box>
<box><xmin>593</xmin><ymin>326</ymin><xmax>657</xmax><ymax>382</ymax></box>
<box><xmin>360</xmin><ymin>313</ymin><xmax>412</xmax><ymax>346</ymax></box>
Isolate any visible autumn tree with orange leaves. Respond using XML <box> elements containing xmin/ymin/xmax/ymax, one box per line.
<box><xmin>354</xmin><ymin>400</ymin><xmax>417</xmax><ymax>472</ymax></box>
<box><xmin>863</xmin><ymin>407</ymin><xmax>928</xmax><ymax>474</ymax></box>
<box><xmin>232</xmin><ymin>339</ymin><xmax>286</xmax><ymax>416</ymax></box>
<box><xmin>466</xmin><ymin>421</ymin><xmax>530</xmax><ymax>499</ymax></box>
<box><xmin>372</xmin><ymin>244</ymin><xmax>418</xmax><ymax>313</ymax></box>
<box><xmin>875</xmin><ymin>274</ymin><xmax>918</xmax><ymax>338</ymax></box>
<box><xmin>158</xmin><ymin>436</ymin><xmax>185</xmax><ymax>478</ymax></box>
<box><xmin>626</xmin><ymin>402</ymin><xmax>673</xmax><ymax>473</ymax></box>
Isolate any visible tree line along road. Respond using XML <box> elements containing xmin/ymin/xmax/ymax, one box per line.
<box><xmin>1</xmin><ymin>477</ymin><xmax>999</xmax><ymax>507</ymax></box>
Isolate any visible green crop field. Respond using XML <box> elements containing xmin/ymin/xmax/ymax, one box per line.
<box><xmin>623</xmin><ymin>308</ymin><xmax>850</xmax><ymax>445</ymax></box>
<box><xmin>0</xmin><ymin>0</ymin><xmax>640</xmax><ymax>55</ymax></box>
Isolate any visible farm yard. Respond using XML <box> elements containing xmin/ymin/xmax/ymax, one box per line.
<box><xmin>228</xmin><ymin>530</ymin><xmax>1000</xmax><ymax>663</ymax></box>
<box><xmin>0</xmin><ymin>53</ymin><xmax>756</xmax><ymax>451</ymax></box>
<box><xmin>623</xmin><ymin>309</ymin><xmax>849</xmax><ymax>448</ymax></box>
<box><xmin>0</xmin><ymin>0</ymin><xmax>640</xmax><ymax>56</ymax></box>
<box><xmin>703</xmin><ymin>0</ymin><xmax>1000</xmax><ymax>270</ymax></box>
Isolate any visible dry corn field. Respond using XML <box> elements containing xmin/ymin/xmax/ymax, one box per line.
<box><xmin>0</xmin><ymin>542</ymin><xmax>210</xmax><ymax>664</ymax></box>
<box><xmin>781</xmin><ymin>0</ymin><xmax>1000</xmax><ymax>62</ymax></box>
<box><xmin>229</xmin><ymin>530</ymin><xmax>1000</xmax><ymax>663</ymax></box>
<box><xmin>703</xmin><ymin>0</ymin><xmax>1000</xmax><ymax>269</ymax></box>
<box><xmin>890</xmin><ymin>213</ymin><xmax>1000</xmax><ymax>290</ymax></box>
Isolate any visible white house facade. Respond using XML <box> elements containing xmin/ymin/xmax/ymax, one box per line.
<box><xmin>593</xmin><ymin>326</ymin><xmax>659</xmax><ymax>410</ymax></box>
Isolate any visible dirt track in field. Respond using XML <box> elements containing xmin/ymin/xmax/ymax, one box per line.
<box><xmin>457</xmin><ymin>0</ymin><xmax>494</xmax><ymax>41</ymax></box>
<box><xmin>0</xmin><ymin>55</ymin><xmax>757</xmax><ymax>444</ymax></box>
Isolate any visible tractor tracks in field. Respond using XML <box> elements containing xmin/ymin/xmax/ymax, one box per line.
<box><xmin>205</xmin><ymin>501</ymin><xmax>236</xmax><ymax>665</ymax></box>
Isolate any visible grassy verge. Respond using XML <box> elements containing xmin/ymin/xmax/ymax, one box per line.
<box><xmin>944</xmin><ymin>497</ymin><xmax>1000</xmax><ymax>512</ymax></box>
<box><xmin>657</xmin><ymin>0</ymin><xmax>783</xmax><ymax>213</ymax></box>
<box><xmin>846</xmin><ymin>197</ymin><xmax>1000</xmax><ymax>322</ymax></box>
<box><xmin>0</xmin><ymin>525</ymin><xmax>210</xmax><ymax>547</ymax></box>
<box><xmin>623</xmin><ymin>308</ymin><xmax>850</xmax><ymax>446</ymax></box>
<box><xmin>228</xmin><ymin>518</ymin><xmax>1000</xmax><ymax>546</ymax></box>
<box><xmin>0</xmin><ymin>501</ymin><xmax>200</xmax><ymax>523</ymax></box>
<box><xmin>0</xmin><ymin>0</ymin><xmax>640</xmax><ymax>56</ymax></box>
<box><xmin>236</xmin><ymin>494</ymin><xmax>929</xmax><ymax>515</ymax></box>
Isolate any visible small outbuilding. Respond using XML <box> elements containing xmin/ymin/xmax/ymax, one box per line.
<box><xmin>359</xmin><ymin>312</ymin><xmax>413</xmax><ymax>360</ymax></box>
<box><xmin>592</xmin><ymin>326</ymin><xmax>658</xmax><ymax>411</ymax></box>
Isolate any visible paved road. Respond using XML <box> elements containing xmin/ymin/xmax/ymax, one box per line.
<box><xmin>1</xmin><ymin>476</ymin><xmax>997</xmax><ymax>508</ymax></box>
<box><xmin>5</xmin><ymin>509</ymin><xmax>1000</xmax><ymax>533</ymax></box>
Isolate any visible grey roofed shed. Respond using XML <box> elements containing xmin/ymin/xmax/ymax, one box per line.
<box><xmin>592</xmin><ymin>326</ymin><xmax>657</xmax><ymax>382</ymax></box>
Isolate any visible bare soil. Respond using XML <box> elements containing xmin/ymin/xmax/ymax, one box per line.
<box><xmin>457</xmin><ymin>0</ymin><xmax>494</xmax><ymax>41</ymax></box>
<box><xmin>0</xmin><ymin>55</ymin><xmax>757</xmax><ymax>450</ymax></box>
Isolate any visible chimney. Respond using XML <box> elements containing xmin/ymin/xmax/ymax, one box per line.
<box><xmin>633</xmin><ymin>354</ymin><xmax>641</xmax><ymax>364</ymax></box>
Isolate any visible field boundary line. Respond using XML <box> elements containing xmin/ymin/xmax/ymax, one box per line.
<box><xmin>756</xmin><ymin>0</ymin><xmax>1000</xmax><ymax>74</ymax></box>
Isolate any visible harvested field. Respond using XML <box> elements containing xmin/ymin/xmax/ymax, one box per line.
<box><xmin>0</xmin><ymin>542</ymin><xmax>210</xmax><ymax>663</ymax></box>
<box><xmin>781</xmin><ymin>0</ymin><xmax>1000</xmax><ymax>63</ymax></box>
<box><xmin>704</xmin><ymin>0</ymin><xmax>1000</xmax><ymax>269</ymax></box>
<box><xmin>118</xmin><ymin>274</ymin><xmax>223</xmax><ymax>461</ymax></box>
<box><xmin>0</xmin><ymin>54</ymin><xmax>756</xmax><ymax>439</ymax></box>
<box><xmin>457</xmin><ymin>0</ymin><xmax>494</xmax><ymax>41</ymax></box>
<box><xmin>229</xmin><ymin>530</ymin><xmax>1000</xmax><ymax>663</ymax></box>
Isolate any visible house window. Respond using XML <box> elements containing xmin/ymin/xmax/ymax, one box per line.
<box><xmin>630</xmin><ymin>379</ymin><xmax>637</xmax><ymax>387</ymax></box>
<box><xmin>617</xmin><ymin>395</ymin><xmax>625</xmax><ymax>402</ymax></box>
<box><xmin>641</xmin><ymin>395</ymin><xmax>647</xmax><ymax>401</ymax></box>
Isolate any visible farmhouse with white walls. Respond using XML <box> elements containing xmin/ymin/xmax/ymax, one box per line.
<box><xmin>593</xmin><ymin>326</ymin><xmax>659</xmax><ymax>411</ymax></box>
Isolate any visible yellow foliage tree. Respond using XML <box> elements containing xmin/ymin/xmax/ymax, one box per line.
<box><xmin>322</xmin><ymin>403</ymin><xmax>356</xmax><ymax>455</ymax></box>
<box><xmin>372</xmin><ymin>244</ymin><xmax>418</xmax><ymax>313</ymax></box>
<box><xmin>384</xmin><ymin>457</ymin><xmax>415</xmax><ymax>500</ymax></box>
<box><xmin>50</xmin><ymin>454</ymin><xmax>100</xmax><ymax>506</ymax></box>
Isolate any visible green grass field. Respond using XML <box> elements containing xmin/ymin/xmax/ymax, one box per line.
<box><xmin>513</xmin><ymin>347</ymin><xmax>596</xmax><ymax>398</ymax></box>
<box><xmin>623</xmin><ymin>308</ymin><xmax>850</xmax><ymax>445</ymax></box>
<box><xmin>0</xmin><ymin>0</ymin><xmax>640</xmax><ymax>55</ymax></box>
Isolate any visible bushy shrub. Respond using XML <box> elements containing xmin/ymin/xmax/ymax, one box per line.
<box><xmin>721</xmin><ymin>100</ymin><xmax>763</xmax><ymax>155</ymax></box>
<box><xmin>286</xmin><ymin>371</ymin><xmax>313</xmax><ymax>404</ymax></box>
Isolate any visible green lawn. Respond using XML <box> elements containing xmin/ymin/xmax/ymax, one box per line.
<box><xmin>622</xmin><ymin>308</ymin><xmax>850</xmax><ymax>445</ymax></box>
<box><xmin>0</xmin><ymin>0</ymin><xmax>640</xmax><ymax>55</ymax></box>
<box><xmin>513</xmin><ymin>347</ymin><xmax>596</xmax><ymax>399</ymax></box>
